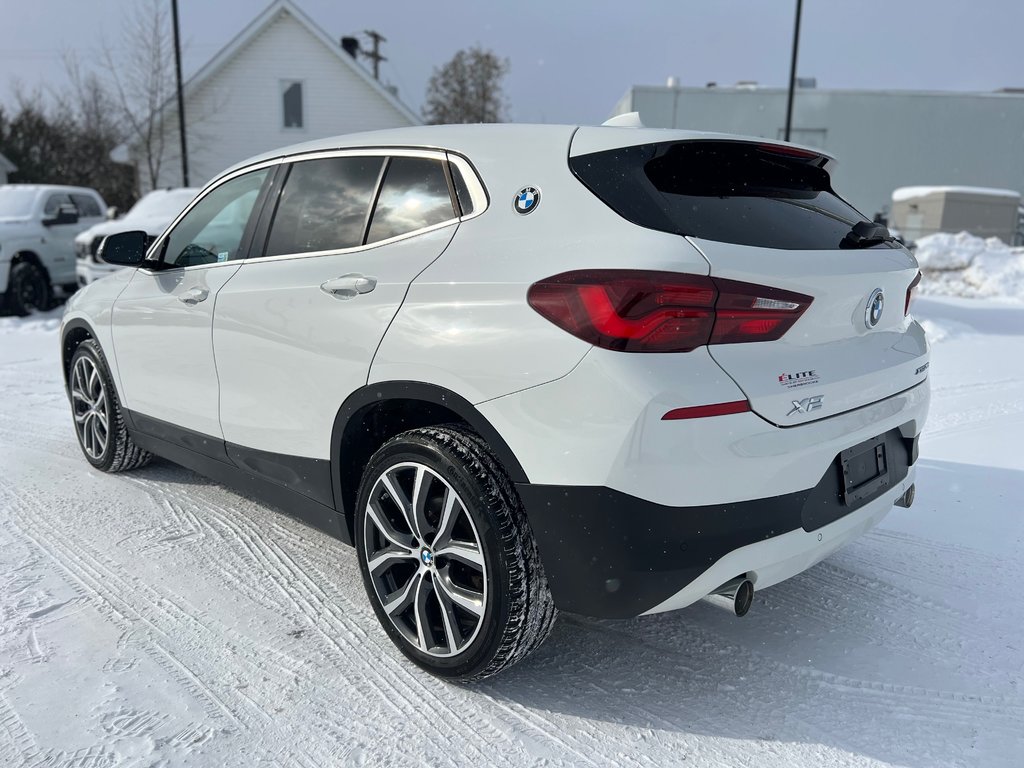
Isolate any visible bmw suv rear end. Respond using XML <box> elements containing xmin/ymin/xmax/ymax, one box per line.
<box><xmin>462</xmin><ymin>128</ymin><xmax>929</xmax><ymax>619</ymax></box>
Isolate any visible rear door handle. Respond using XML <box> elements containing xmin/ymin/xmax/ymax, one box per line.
<box><xmin>320</xmin><ymin>273</ymin><xmax>377</xmax><ymax>300</ymax></box>
<box><xmin>178</xmin><ymin>287</ymin><xmax>209</xmax><ymax>305</ymax></box>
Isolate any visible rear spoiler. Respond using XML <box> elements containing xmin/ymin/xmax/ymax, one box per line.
<box><xmin>571</xmin><ymin>126</ymin><xmax>838</xmax><ymax>173</ymax></box>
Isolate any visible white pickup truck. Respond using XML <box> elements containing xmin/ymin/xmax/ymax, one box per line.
<box><xmin>0</xmin><ymin>184</ymin><xmax>107</xmax><ymax>315</ymax></box>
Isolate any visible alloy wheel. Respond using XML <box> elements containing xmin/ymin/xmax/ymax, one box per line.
<box><xmin>362</xmin><ymin>462</ymin><xmax>488</xmax><ymax>658</ymax></box>
<box><xmin>70</xmin><ymin>356</ymin><xmax>109</xmax><ymax>460</ymax></box>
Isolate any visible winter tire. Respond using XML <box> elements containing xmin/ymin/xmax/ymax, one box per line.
<box><xmin>69</xmin><ymin>339</ymin><xmax>151</xmax><ymax>473</ymax></box>
<box><xmin>355</xmin><ymin>425</ymin><xmax>556</xmax><ymax>681</ymax></box>
<box><xmin>5</xmin><ymin>261</ymin><xmax>52</xmax><ymax>316</ymax></box>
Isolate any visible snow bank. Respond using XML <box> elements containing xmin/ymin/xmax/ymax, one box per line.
<box><xmin>914</xmin><ymin>232</ymin><xmax>1024</xmax><ymax>301</ymax></box>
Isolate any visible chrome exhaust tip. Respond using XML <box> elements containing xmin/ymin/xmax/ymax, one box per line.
<box><xmin>895</xmin><ymin>483</ymin><xmax>916</xmax><ymax>509</ymax></box>
<box><xmin>702</xmin><ymin>577</ymin><xmax>754</xmax><ymax>617</ymax></box>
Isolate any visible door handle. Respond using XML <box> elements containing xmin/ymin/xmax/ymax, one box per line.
<box><xmin>320</xmin><ymin>273</ymin><xmax>377</xmax><ymax>300</ymax></box>
<box><xmin>178</xmin><ymin>286</ymin><xmax>210</xmax><ymax>305</ymax></box>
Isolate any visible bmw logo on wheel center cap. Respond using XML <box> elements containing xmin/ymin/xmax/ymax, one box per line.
<box><xmin>513</xmin><ymin>186</ymin><xmax>541</xmax><ymax>215</ymax></box>
<box><xmin>420</xmin><ymin>548</ymin><xmax>434</xmax><ymax>567</ymax></box>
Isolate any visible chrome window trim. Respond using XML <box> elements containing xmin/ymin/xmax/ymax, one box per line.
<box><xmin>145</xmin><ymin>145</ymin><xmax>490</xmax><ymax>273</ymax></box>
<box><xmin>241</xmin><ymin>218</ymin><xmax>460</xmax><ymax>266</ymax></box>
<box><xmin>446</xmin><ymin>153</ymin><xmax>488</xmax><ymax>221</ymax></box>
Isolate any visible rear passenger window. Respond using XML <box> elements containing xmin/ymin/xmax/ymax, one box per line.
<box><xmin>266</xmin><ymin>156</ymin><xmax>384</xmax><ymax>257</ymax></box>
<box><xmin>70</xmin><ymin>194</ymin><xmax>102</xmax><ymax>218</ymax></box>
<box><xmin>366</xmin><ymin>157</ymin><xmax>455</xmax><ymax>244</ymax></box>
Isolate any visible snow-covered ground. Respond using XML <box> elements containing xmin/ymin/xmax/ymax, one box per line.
<box><xmin>1</xmin><ymin>295</ymin><xmax>1022</xmax><ymax>767</ymax></box>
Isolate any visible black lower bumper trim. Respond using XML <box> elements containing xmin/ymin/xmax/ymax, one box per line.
<box><xmin>517</xmin><ymin>427</ymin><xmax>913</xmax><ymax>619</ymax></box>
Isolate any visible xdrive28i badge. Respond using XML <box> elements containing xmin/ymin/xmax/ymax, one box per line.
<box><xmin>513</xmin><ymin>186</ymin><xmax>541</xmax><ymax>215</ymax></box>
<box><xmin>865</xmin><ymin>288</ymin><xmax>884</xmax><ymax>328</ymax></box>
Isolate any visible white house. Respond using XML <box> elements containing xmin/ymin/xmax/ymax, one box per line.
<box><xmin>0</xmin><ymin>152</ymin><xmax>17</xmax><ymax>184</ymax></box>
<box><xmin>140</xmin><ymin>0</ymin><xmax>419</xmax><ymax>191</ymax></box>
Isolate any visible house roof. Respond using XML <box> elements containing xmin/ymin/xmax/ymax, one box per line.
<box><xmin>183</xmin><ymin>0</ymin><xmax>419</xmax><ymax>124</ymax></box>
<box><xmin>0</xmin><ymin>152</ymin><xmax>17</xmax><ymax>174</ymax></box>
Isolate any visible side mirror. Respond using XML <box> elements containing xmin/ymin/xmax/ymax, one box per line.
<box><xmin>106</xmin><ymin>206</ymin><xmax>119</xmax><ymax>220</ymax></box>
<box><xmin>98</xmin><ymin>230</ymin><xmax>149</xmax><ymax>266</ymax></box>
<box><xmin>43</xmin><ymin>204</ymin><xmax>79</xmax><ymax>227</ymax></box>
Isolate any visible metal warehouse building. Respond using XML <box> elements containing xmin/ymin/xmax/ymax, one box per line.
<box><xmin>610</xmin><ymin>83</ymin><xmax>1024</xmax><ymax>228</ymax></box>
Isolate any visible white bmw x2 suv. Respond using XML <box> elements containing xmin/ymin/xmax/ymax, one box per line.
<box><xmin>60</xmin><ymin>124</ymin><xmax>929</xmax><ymax>680</ymax></box>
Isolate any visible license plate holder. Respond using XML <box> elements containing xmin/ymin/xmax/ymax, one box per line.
<box><xmin>840</xmin><ymin>434</ymin><xmax>890</xmax><ymax>505</ymax></box>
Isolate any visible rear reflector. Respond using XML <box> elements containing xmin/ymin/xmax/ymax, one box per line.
<box><xmin>662</xmin><ymin>400</ymin><xmax>751</xmax><ymax>420</ymax></box>
<box><xmin>527</xmin><ymin>270</ymin><xmax>812</xmax><ymax>353</ymax></box>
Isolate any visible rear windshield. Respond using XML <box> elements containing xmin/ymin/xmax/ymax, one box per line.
<box><xmin>570</xmin><ymin>141</ymin><xmax>872</xmax><ymax>250</ymax></box>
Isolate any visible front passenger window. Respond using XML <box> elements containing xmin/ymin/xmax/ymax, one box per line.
<box><xmin>162</xmin><ymin>169</ymin><xmax>269</xmax><ymax>267</ymax></box>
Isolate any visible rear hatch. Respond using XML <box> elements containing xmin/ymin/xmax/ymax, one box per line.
<box><xmin>569</xmin><ymin>129</ymin><xmax>927</xmax><ymax>425</ymax></box>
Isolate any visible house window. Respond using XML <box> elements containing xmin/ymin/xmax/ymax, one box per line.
<box><xmin>282</xmin><ymin>81</ymin><xmax>303</xmax><ymax>129</ymax></box>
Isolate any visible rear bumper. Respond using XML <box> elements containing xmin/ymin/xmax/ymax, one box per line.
<box><xmin>517</xmin><ymin>427</ymin><xmax>917</xmax><ymax>618</ymax></box>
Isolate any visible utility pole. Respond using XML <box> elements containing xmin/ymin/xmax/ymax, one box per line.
<box><xmin>171</xmin><ymin>0</ymin><xmax>189</xmax><ymax>185</ymax></box>
<box><xmin>783</xmin><ymin>0</ymin><xmax>803</xmax><ymax>143</ymax></box>
<box><xmin>361</xmin><ymin>30</ymin><xmax>387</xmax><ymax>81</ymax></box>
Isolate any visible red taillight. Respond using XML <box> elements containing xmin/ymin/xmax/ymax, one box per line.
<box><xmin>527</xmin><ymin>270</ymin><xmax>812</xmax><ymax>353</ymax></box>
<box><xmin>906</xmin><ymin>270</ymin><xmax>922</xmax><ymax>316</ymax></box>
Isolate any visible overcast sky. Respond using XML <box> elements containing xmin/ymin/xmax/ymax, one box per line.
<box><xmin>2</xmin><ymin>0</ymin><xmax>1023</xmax><ymax>124</ymax></box>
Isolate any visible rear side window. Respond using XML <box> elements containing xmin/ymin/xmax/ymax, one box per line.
<box><xmin>570</xmin><ymin>141</ymin><xmax>872</xmax><ymax>250</ymax></box>
<box><xmin>266</xmin><ymin>156</ymin><xmax>385</xmax><ymax>256</ymax></box>
<box><xmin>70</xmin><ymin>194</ymin><xmax>102</xmax><ymax>218</ymax></box>
<box><xmin>366</xmin><ymin>157</ymin><xmax>455</xmax><ymax>244</ymax></box>
<box><xmin>450</xmin><ymin>164</ymin><xmax>474</xmax><ymax>216</ymax></box>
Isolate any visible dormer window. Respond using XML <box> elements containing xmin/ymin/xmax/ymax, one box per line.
<box><xmin>282</xmin><ymin>81</ymin><xmax>304</xmax><ymax>129</ymax></box>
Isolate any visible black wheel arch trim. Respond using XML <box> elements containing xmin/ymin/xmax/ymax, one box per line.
<box><xmin>331</xmin><ymin>381</ymin><xmax>529</xmax><ymax>517</ymax></box>
<box><xmin>61</xmin><ymin>318</ymin><xmax>100</xmax><ymax>384</ymax></box>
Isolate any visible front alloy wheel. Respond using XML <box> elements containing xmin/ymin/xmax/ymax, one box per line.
<box><xmin>71</xmin><ymin>354</ymin><xmax>110</xmax><ymax>460</ymax></box>
<box><xmin>67</xmin><ymin>339</ymin><xmax>151</xmax><ymax>473</ymax></box>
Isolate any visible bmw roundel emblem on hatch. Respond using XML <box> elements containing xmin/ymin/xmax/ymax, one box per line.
<box><xmin>865</xmin><ymin>288</ymin><xmax>884</xmax><ymax>328</ymax></box>
<box><xmin>513</xmin><ymin>186</ymin><xmax>541</xmax><ymax>215</ymax></box>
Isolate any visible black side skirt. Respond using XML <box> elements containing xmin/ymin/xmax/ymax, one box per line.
<box><xmin>125</xmin><ymin>411</ymin><xmax>349</xmax><ymax>545</ymax></box>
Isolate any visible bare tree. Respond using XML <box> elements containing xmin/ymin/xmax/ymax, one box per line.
<box><xmin>1</xmin><ymin>79</ymin><xmax>135</xmax><ymax>210</ymax></box>
<box><xmin>101</xmin><ymin>0</ymin><xmax>177</xmax><ymax>190</ymax></box>
<box><xmin>423</xmin><ymin>47</ymin><xmax>509</xmax><ymax>124</ymax></box>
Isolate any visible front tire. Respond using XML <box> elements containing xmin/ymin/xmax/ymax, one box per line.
<box><xmin>355</xmin><ymin>425</ymin><xmax>556</xmax><ymax>681</ymax></box>
<box><xmin>69</xmin><ymin>339</ymin><xmax>151</xmax><ymax>473</ymax></box>
<box><xmin>5</xmin><ymin>261</ymin><xmax>52</xmax><ymax>316</ymax></box>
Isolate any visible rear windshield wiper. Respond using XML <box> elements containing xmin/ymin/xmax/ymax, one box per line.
<box><xmin>840</xmin><ymin>220</ymin><xmax>893</xmax><ymax>249</ymax></box>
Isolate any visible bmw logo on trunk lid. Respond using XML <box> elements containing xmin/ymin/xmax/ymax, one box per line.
<box><xmin>865</xmin><ymin>288</ymin><xmax>884</xmax><ymax>328</ymax></box>
<box><xmin>513</xmin><ymin>186</ymin><xmax>541</xmax><ymax>215</ymax></box>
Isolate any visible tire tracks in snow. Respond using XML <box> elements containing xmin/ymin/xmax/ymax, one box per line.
<box><xmin>123</xmin><ymin>473</ymin><xmax>604</xmax><ymax>767</ymax></box>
